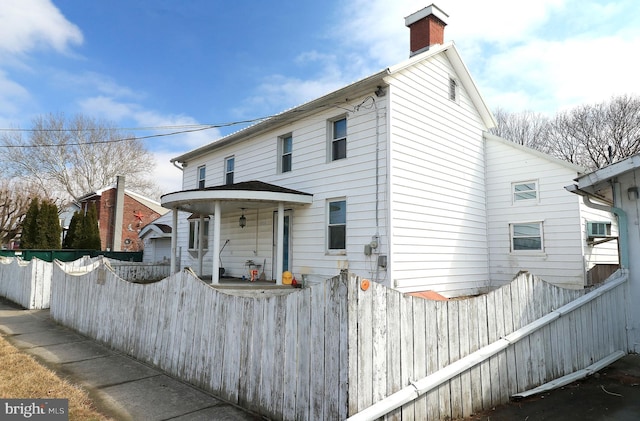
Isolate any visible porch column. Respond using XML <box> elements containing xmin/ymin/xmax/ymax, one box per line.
<box><xmin>276</xmin><ymin>201</ymin><xmax>284</xmax><ymax>285</ymax></box>
<box><xmin>212</xmin><ymin>201</ymin><xmax>221</xmax><ymax>284</ymax></box>
<box><xmin>198</xmin><ymin>214</ymin><xmax>205</xmax><ymax>276</ymax></box>
<box><xmin>170</xmin><ymin>208</ymin><xmax>178</xmax><ymax>274</ymax></box>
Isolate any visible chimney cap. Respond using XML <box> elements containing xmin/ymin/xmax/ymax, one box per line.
<box><xmin>405</xmin><ymin>4</ymin><xmax>449</xmax><ymax>27</ymax></box>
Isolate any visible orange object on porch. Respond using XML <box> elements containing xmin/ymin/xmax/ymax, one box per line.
<box><xmin>250</xmin><ymin>269</ymin><xmax>259</xmax><ymax>282</ymax></box>
<box><xmin>282</xmin><ymin>271</ymin><xmax>293</xmax><ymax>285</ymax></box>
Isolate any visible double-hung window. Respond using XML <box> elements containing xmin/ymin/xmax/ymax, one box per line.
<box><xmin>279</xmin><ymin>134</ymin><xmax>292</xmax><ymax>173</ymax></box>
<box><xmin>328</xmin><ymin>199</ymin><xmax>346</xmax><ymax>251</ymax></box>
<box><xmin>511</xmin><ymin>222</ymin><xmax>543</xmax><ymax>252</ymax></box>
<box><xmin>513</xmin><ymin>181</ymin><xmax>538</xmax><ymax>203</ymax></box>
<box><xmin>197</xmin><ymin>165</ymin><xmax>206</xmax><ymax>189</ymax></box>
<box><xmin>330</xmin><ymin>117</ymin><xmax>347</xmax><ymax>161</ymax></box>
<box><xmin>188</xmin><ymin>218</ymin><xmax>209</xmax><ymax>250</ymax></box>
<box><xmin>224</xmin><ymin>156</ymin><xmax>234</xmax><ymax>185</ymax></box>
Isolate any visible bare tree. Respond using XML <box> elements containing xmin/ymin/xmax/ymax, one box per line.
<box><xmin>493</xmin><ymin>95</ymin><xmax>640</xmax><ymax>171</ymax></box>
<box><xmin>0</xmin><ymin>113</ymin><xmax>160</xmax><ymax>202</ymax></box>
<box><xmin>490</xmin><ymin>108</ymin><xmax>550</xmax><ymax>151</ymax></box>
<box><xmin>0</xmin><ymin>179</ymin><xmax>39</xmax><ymax>248</ymax></box>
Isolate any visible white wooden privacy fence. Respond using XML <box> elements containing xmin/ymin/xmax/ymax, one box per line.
<box><xmin>0</xmin><ymin>256</ymin><xmax>171</xmax><ymax>309</ymax></box>
<box><xmin>50</xmin><ymin>259</ymin><xmax>349</xmax><ymax>421</ymax></box>
<box><xmin>0</xmin><ymin>257</ymin><xmax>52</xmax><ymax>309</ymax></box>
<box><xmin>1</xmin><ymin>255</ymin><xmax>629</xmax><ymax>420</ymax></box>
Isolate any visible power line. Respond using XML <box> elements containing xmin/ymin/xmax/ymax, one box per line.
<box><xmin>0</xmin><ymin>98</ymin><xmax>375</xmax><ymax>148</ymax></box>
<box><xmin>0</xmin><ymin>117</ymin><xmax>271</xmax><ymax>148</ymax></box>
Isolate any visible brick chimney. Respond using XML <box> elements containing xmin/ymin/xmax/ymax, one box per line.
<box><xmin>405</xmin><ymin>4</ymin><xmax>448</xmax><ymax>57</ymax></box>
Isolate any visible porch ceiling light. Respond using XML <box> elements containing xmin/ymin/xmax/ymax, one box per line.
<box><xmin>239</xmin><ymin>208</ymin><xmax>246</xmax><ymax>228</ymax></box>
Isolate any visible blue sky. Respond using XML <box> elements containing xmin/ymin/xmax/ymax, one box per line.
<box><xmin>2</xmin><ymin>0</ymin><xmax>640</xmax><ymax>194</ymax></box>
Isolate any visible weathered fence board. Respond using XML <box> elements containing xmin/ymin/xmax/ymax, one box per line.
<box><xmin>2</xmin><ymin>254</ymin><xmax>627</xmax><ymax>421</ymax></box>
<box><xmin>49</xmin><ymin>259</ymin><xmax>350</xmax><ymax>421</ymax></box>
<box><xmin>347</xmin><ymin>270</ymin><xmax>629</xmax><ymax>421</ymax></box>
<box><xmin>0</xmin><ymin>257</ymin><xmax>51</xmax><ymax>309</ymax></box>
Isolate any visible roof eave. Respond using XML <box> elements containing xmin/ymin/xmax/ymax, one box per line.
<box><xmin>171</xmin><ymin>70</ymin><xmax>390</xmax><ymax>164</ymax></box>
<box><xmin>576</xmin><ymin>154</ymin><xmax>640</xmax><ymax>192</ymax></box>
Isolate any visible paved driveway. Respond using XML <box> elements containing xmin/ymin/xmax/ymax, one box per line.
<box><xmin>464</xmin><ymin>354</ymin><xmax>640</xmax><ymax>420</ymax></box>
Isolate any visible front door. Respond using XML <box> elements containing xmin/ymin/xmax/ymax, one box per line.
<box><xmin>272</xmin><ymin>210</ymin><xmax>292</xmax><ymax>279</ymax></box>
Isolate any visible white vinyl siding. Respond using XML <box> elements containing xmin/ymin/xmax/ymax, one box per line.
<box><xmin>387</xmin><ymin>53</ymin><xmax>490</xmax><ymax>296</ymax></box>
<box><xmin>485</xmin><ymin>134</ymin><xmax>617</xmax><ymax>289</ymax></box>
<box><xmin>174</xmin><ymin>92</ymin><xmax>389</xmax><ymax>283</ymax></box>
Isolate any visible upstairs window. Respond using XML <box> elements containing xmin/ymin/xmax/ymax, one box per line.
<box><xmin>513</xmin><ymin>181</ymin><xmax>538</xmax><ymax>202</ymax></box>
<box><xmin>279</xmin><ymin>134</ymin><xmax>292</xmax><ymax>173</ymax></box>
<box><xmin>328</xmin><ymin>199</ymin><xmax>346</xmax><ymax>250</ymax></box>
<box><xmin>197</xmin><ymin>165</ymin><xmax>206</xmax><ymax>189</ymax></box>
<box><xmin>511</xmin><ymin>222</ymin><xmax>543</xmax><ymax>252</ymax></box>
<box><xmin>224</xmin><ymin>156</ymin><xmax>234</xmax><ymax>185</ymax></box>
<box><xmin>331</xmin><ymin>117</ymin><xmax>347</xmax><ymax>161</ymax></box>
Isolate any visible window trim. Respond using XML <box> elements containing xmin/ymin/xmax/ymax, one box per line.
<box><xmin>327</xmin><ymin>198</ymin><xmax>347</xmax><ymax>254</ymax></box>
<box><xmin>197</xmin><ymin>165</ymin><xmax>206</xmax><ymax>189</ymax></box>
<box><xmin>586</xmin><ymin>221</ymin><xmax>612</xmax><ymax>238</ymax></box>
<box><xmin>512</xmin><ymin>180</ymin><xmax>539</xmax><ymax>204</ymax></box>
<box><xmin>510</xmin><ymin>221</ymin><xmax>544</xmax><ymax>253</ymax></box>
<box><xmin>188</xmin><ymin>218</ymin><xmax>210</xmax><ymax>251</ymax></box>
<box><xmin>328</xmin><ymin>116</ymin><xmax>347</xmax><ymax>162</ymax></box>
<box><xmin>224</xmin><ymin>156</ymin><xmax>235</xmax><ymax>185</ymax></box>
<box><xmin>278</xmin><ymin>133</ymin><xmax>293</xmax><ymax>173</ymax></box>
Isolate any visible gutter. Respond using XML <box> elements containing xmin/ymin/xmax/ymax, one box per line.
<box><xmin>172</xmin><ymin>160</ymin><xmax>184</xmax><ymax>171</ymax></box>
<box><xmin>564</xmin><ymin>184</ymin><xmax>629</xmax><ymax>269</ymax></box>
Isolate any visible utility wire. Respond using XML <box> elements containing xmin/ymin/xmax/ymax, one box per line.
<box><xmin>0</xmin><ymin>98</ymin><xmax>375</xmax><ymax>148</ymax></box>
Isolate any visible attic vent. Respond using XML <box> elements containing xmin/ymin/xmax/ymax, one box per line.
<box><xmin>449</xmin><ymin>77</ymin><xmax>458</xmax><ymax>101</ymax></box>
<box><xmin>587</xmin><ymin>221</ymin><xmax>612</xmax><ymax>238</ymax></box>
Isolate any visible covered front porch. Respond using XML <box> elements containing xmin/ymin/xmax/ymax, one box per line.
<box><xmin>160</xmin><ymin>181</ymin><xmax>313</xmax><ymax>285</ymax></box>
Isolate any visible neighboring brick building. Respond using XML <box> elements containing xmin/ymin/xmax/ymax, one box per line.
<box><xmin>77</xmin><ymin>177</ymin><xmax>168</xmax><ymax>251</ymax></box>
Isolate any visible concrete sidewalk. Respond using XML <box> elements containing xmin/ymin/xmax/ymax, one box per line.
<box><xmin>0</xmin><ymin>299</ymin><xmax>263</xmax><ymax>421</ymax></box>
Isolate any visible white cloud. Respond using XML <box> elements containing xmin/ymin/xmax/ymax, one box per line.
<box><xmin>0</xmin><ymin>69</ymin><xmax>30</xmax><ymax>116</ymax></box>
<box><xmin>151</xmin><ymin>150</ymin><xmax>184</xmax><ymax>194</ymax></box>
<box><xmin>0</xmin><ymin>0</ymin><xmax>83</xmax><ymax>55</ymax></box>
<box><xmin>77</xmin><ymin>94</ymin><xmax>219</xmax><ymax>193</ymax></box>
<box><xmin>79</xmin><ymin>95</ymin><xmax>218</xmax><ymax>146</ymax></box>
<box><xmin>234</xmin><ymin>0</ymin><xmax>575</xmax><ymax>117</ymax></box>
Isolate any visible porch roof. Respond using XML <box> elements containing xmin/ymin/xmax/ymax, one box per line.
<box><xmin>160</xmin><ymin>180</ymin><xmax>313</xmax><ymax>215</ymax></box>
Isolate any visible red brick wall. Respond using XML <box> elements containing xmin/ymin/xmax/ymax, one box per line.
<box><xmin>409</xmin><ymin>15</ymin><xmax>445</xmax><ymax>53</ymax></box>
<box><xmin>82</xmin><ymin>189</ymin><xmax>164</xmax><ymax>251</ymax></box>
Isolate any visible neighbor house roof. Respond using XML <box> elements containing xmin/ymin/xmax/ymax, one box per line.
<box><xmin>171</xmin><ymin>41</ymin><xmax>496</xmax><ymax>165</ymax></box>
<box><xmin>78</xmin><ymin>186</ymin><xmax>168</xmax><ymax>215</ymax></box>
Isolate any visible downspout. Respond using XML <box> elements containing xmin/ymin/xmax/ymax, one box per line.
<box><xmin>612</xmin><ymin>183</ymin><xmax>629</xmax><ymax>270</ymax></box>
<box><xmin>565</xmin><ymin>184</ymin><xmax>629</xmax><ymax>269</ymax></box>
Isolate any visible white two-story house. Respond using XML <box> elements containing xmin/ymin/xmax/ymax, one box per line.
<box><xmin>160</xmin><ymin>5</ymin><xmax>617</xmax><ymax>296</ymax></box>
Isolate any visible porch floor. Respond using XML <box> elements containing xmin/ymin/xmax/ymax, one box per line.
<box><xmin>199</xmin><ymin>276</ymin><xmax>299</xmax><ymax>294</ymax></box>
